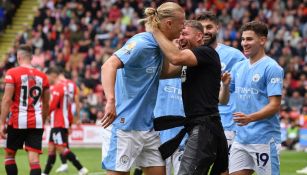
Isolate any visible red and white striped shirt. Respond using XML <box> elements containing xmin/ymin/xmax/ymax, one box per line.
<box><xmin>49</xmin><ymin>80</ymin><xmax>76</xmax><ymax>128</ymax></box>
<box><xmin>61</xmin><ymin>79</ymin><xmax>78</xmax><ymax>119</ymax></box>
<box><xmin>5</xmin><ymin>66</ymin><xmax>49</xmax><ymax>129</ymax></box>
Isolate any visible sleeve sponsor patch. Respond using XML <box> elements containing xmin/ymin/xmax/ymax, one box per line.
<box><xmin>5</xmin><ymin>75</ymin><xmax>12</xmax><ymax>80</ymax></box>
<box><xmin>270</xmin><ymin>77</ymin><xmax>282</xmax><ymax>84</ymax></box>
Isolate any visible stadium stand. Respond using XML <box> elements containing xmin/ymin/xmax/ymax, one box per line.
<box><xmin>0</xmin><ymin>0</ymin><xmax>306</xmax><ymax>148</ymax></box>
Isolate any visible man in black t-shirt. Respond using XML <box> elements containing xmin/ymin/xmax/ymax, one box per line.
<box><xmin>152</xmin><ymin>20</ymin><xmax>230</xmax><ymax>174</ymax></box>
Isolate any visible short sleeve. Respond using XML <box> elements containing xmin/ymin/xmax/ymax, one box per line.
<box><xmin>191</xmin><ymin>46</ymin><xmax>220</xmax><ymax>66</ymax></box>
<box><xmin>4</xmin><ymin>69</ymin><xmax>15</xmax><ymax>84</ymax></box>
<box><xmin>266</xmin><ymin>64</ymin><xmax>284</xmax><ymax>97</ymax></box>
<box><xmin>49</xmin><ymin>87</ymin><xmax>61</xmax><ymax>112</ymax></box>
<box><xmin>230</xmin><ymin>63</ymin><xmax>238</xmax><ymax>93</ymax></box>
<box><xmin>114</xmin><ymin>34</ymin><xmax>156</xmax><ymax>66</ymax></box>
<box><xmin>42</xmin><ymin>74</ymin><xmax>50</xmax><ymax>90</ymax></box>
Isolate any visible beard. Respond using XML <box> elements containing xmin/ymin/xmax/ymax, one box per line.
<box><xmin>203</xmin><ymin>33</ymin><xmax>217</xmax><ymax>46</ymax></box>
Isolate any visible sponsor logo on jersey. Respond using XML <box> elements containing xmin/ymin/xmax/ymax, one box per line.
<box><xmin>146</xmin><ymin>67</ymin><xmax>157</xmax><ymax>74</ymax></box>
<box><xmin>164</xmin><ymin>85</ymin><xmax>182</xmax><ymax>95</ymax></box>
<box><xmin>235</xmin><ymin>87</ymin><xmax>259</xmax><ymax>94</ymax></box>
<box><xmin>124</xmin><ymin>41</ymin><xmax>136</xmax><ymax>54</ymax></box>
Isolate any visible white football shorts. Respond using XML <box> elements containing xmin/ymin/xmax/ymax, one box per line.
<box><xmin>101</xmin><ymin>125</ymin><xmax>165</xmax><ymax>172</ymax></box>
<box><xmin>229</xmin><ymin>140</ymin><xmax>281</xmax><ymax>175</ymax></box>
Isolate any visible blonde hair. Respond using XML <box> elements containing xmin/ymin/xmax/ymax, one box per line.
<box><xmin>140</xmin><ymin>2</ymin><xmax>184</xmax><ymax>28</ymax></box>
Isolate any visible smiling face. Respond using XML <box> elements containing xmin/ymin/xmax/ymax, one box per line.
<box><xmin>178</xmin><ymin>26</ymin><xmax>203</xmax><ymax>49</ymax></box>
<box><xmin>241</xmin><ymin>30</ymin><xmax>266</xmax><ymax>59</ymax></box>
<box><xmin>200</xmin><ymin>19</ymin><xmax>218</xmax><ymax>46</ymax></box>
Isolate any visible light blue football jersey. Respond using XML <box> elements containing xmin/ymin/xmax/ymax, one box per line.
<box><xmin>154</xmin><ymin>78</ymin><xmax>186</xmax><ymax>147</ymax></box>
<box><xmin>216</xmin><ymin>44</ymin><xmax>246</xmax><ymax>131</ymax></box>
<box><xmin>230</xmin><ymin>56</ymin><xmax>284</xmax><ymax>144</ymax></box>
<box><xmin>112</xmin><ymin>32</ymin><xmax>163</xmax><ymax>131</ymax></box>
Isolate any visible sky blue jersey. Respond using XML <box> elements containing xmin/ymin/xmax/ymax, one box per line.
<box><xmin>230</xmin><ymin>56</ymin><xmax>284</xmax><ymax>144</ymax></box>
<box><xmin>154</xmin><ymin>78</ymin><xmax>186</xmax><ymax>147</ymax></box>
<box><xmin>112</xmin><ymin>32</ymin><xmax>163</xmax><ymax>131</ymax></box>
<box><xmin>216</xmin><ymin>44</ymin><xmax>246</xmax><ymax>131</ymax></box>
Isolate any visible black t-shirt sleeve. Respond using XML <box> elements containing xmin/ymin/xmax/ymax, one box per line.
<box><xmin>191</xmin><ymin>46</ymin><xmax>220</xmax><ymax>66</ymax></box>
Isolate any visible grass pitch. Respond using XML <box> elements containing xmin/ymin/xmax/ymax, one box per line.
<box><xmin>0</xmin><ymin>148</ymin><xmax>306</xmax><ymax>175</ymax></box>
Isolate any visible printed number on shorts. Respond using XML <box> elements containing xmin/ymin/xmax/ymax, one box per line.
<box><xmin>21</xmin><ymin>85</ymin><xmax>42</xmax><ymax>106</ymax></box>
<box><xmin>52</xmin><ymin>132</ymin><xmax>62</xmax><ymax>144</ymax></box>
<box><xmin>255</xmin><ymin>152</ymin><xmax>269</xmax><ymax>167</ymax></box>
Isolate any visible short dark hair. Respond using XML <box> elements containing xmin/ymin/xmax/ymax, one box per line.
<box><xmin>240</xmin><ymin>21</ymin><xmax>268</xmax><ymax>37</ymax></box>
<box><xmin>63</xmin><ymin>71</ymin><xmax>72</xmax><ymax>79</ymax></box>
<box><xmin>17</xmin><ymin>44</ymin><xmax>32</xmax><ymax>57</ymax></box>
<box><xmin>46</xmin><ymin>67</ymin><xmax>60</xmax><ymax>75</ymax></box>
<box><xmin>196</xmin><ymin>11</ymin><xmax>218</xmax><ymax>24</ymax></box>
<box><xmin>184</xmin><ymin>20</ymin><xmax>204</xmax><ymax>34</ymax></box>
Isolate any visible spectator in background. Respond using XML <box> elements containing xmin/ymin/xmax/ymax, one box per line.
<box><xmin>0</xmin><ymin>0</ymin><xmax>15</xmax><ymax>27</ymax></box>
<box><xmin>288</xmin><ymin>90</ymin><xmax>304</xmax><ymax>112</ymax></box>
<box><xmin>108</xmin><ymin>3</ymin><xmax>121</xmax><ymax>23</ymax></box>
<box><xmin>121</xmin><ymin>1</ymin><xmax>134</xmax><ymax>21</ymax></box>
<box><xmin>0</xmin><ymin>6</ymin><xmax>5</xmax><ymax>33</ymax></box>
<box><xmin>31</xmin><ymin>48</ymin><xmax>45</xmax><ymax>70</ymax></box>
<box><xmin>285</xmin><ymin>119</ymin><xmax>300</xmax><ymax>150</ymax></box>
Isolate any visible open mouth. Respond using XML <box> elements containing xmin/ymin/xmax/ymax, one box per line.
<box><xmin>179</xmin><ymin>40</ymin><xmax>188</xmax><ymax>49</ymax></box>
<box><xmin>180</xmin><ymin>43</ymin><xmax>188</xmax><ymax>49</ymax></box>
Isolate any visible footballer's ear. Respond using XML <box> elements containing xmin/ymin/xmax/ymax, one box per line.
<box><xmin>196</xmin><ymin>31</ymin><xmax>204</xmax><ymax>44</ymax></box>
<box><xmin>164</xmin><ymin>19</ymin><xmax>172</xmax><ymax>29</ymax></box>
<box><xmin>215</xmin><ymin>23</ymin><xmax>219</xmax><ymax>32</ymax></box>
<box><xmin>259</xmin><ymin>36</ymin><xmax>267</xmax><ymax>46</ymax></box>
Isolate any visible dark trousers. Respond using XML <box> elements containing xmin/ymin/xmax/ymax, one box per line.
<box><xmin>178</xmin><ymin>117</ymin><xmax>228</xmax><ymax>175</ymax></box>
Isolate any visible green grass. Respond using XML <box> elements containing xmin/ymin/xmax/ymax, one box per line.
<box><xmin>0</xmin><ymin>148</ymin><xmax>307</xmax><ymax>175</ymax></box>
<box><xmin>280</xmin><ymin>151</ymin><xmax>307</xmax><ymax>175</ymax></box>
<box><xmin>0</xmin><ymin>148</ymin><xmax>105</xmax><ymax>175</ymax></box>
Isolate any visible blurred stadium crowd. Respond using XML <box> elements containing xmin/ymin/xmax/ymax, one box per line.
<box><xmin>0</xmin><ymin>0</ymin><xmax>21</xmax><ymax>33</ymax></box>
<box><xmin>0</xmin><ymin>0</ymin><xmax>306</xmax><ymax>148</ymax></box>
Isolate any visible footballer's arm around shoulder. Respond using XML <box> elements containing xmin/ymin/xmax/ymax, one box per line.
<box><xmin>153</xmin><ymin>29</ymin><xmax>198</xmax><ymax>66</ymax></box>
